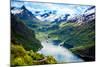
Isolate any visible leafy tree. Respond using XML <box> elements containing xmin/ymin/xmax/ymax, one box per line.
<box><xmin>11</xmin><ymin>44</ymin><xmax>33</xmax><ymax>66</ymax></box>
<box><xmin>11</xmin><ymin>44</ymin><xmax>57</xmax><ymax>66</ymax></box>
<box><xmin>44</xmin><ymin>56</ymin><xmax>57</xmax><ymax>64</ymax></box>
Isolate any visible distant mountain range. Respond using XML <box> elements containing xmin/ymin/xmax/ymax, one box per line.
<box><xmin>11</xmin><ymin>5</ymin><xmax>95</xmax><ymax>25</ymax></box>
<box><xmin>11</xmin><ymin>5</ymin><xmax>95</xmax><ymax>37</ymax></box>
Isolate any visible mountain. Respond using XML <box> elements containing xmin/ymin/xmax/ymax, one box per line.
<box><xmin>67</xmin><ymin>6</ymin><xmax>95</xmax><ymax>24</ymax></box>
<box><xmin>52</xmin><ymin>6</ymin><xmax>95</xmax><ymax>61</ymax></box>
<box><xmin>11</xmin><ymin>5</ymin><xmax>42</xmax><ymax>28</ymax></box>
<box><xmin>66</xmin><ymin>16</ymin><xmax>78</xmax><ymax>23</ymax></box>
<box><xmin>35</xmin><ymin>10</ymin><xmax>57</xmax><ymax>22</ymax></box>
<box><xmin>17</xmin><ymin>5</ymin><xmax>36</xmax><ymax>20</ymax></box>
<box><xmin>52</xmin><ymin>14</ymin><xmax>70</xmax><ymax>24</ymax></box>
<box><xmin>33</xmin><ymin>9</ymin><xmax>70</xmax><ymax>23</ymax></box>
<box><xmin>48</xmin><ymin>6</ymin><xmax>95</xmax><ymax>61</ymax></box>
<box><xmin>11</xmin><ymin>10</ymin><xmax>57</xmax><ymax>66</ymax></box>
<box><xmin>83</xmin><ymin>6</ymin><xmax>95</xmax><ymax>22</ymax></box>
<box><xmin>49</xmin><ymin>18</ymin><xmax>95</xmax><ymax>61</ymax></box>
<box><xmin>11</xmin><ymin>4</ymin><xmax>95</xmax><ymax>62</ymax></box>
<box><xmin>11</xmin><ymin>14</ymin><xmax>43</xmax><ymax>52</ymax></box>
<box><xmin>85</xmin><ymin>6</ymin><xmax>95</xmax><ymax>12</ymax></box>
<box><xmin>40</xmin><ymin>10</ymin><xmax>53</xmax><ymax>18</ymax></box>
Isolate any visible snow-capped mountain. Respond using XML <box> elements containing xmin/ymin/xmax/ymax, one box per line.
<box><xmin>11</xmin><ymin>5</ymin><xmax>95</xmax><ymax>25</ymax></box>
<box><xmin>83</xmin><ymin>6</ymin><xmax>95</xmax><ymax>22</ymax></box>
<box><xmin>11</xmin><ymin>7</ymin><xmax>58</xmax><ymax>22</ymax></box>
<box><xmin>11</xmin><ymin>5</ymin><xmax>42</xmax><ymax>28</ymax></box>
<box><xmin>37</xmin><ymin>6</ymin><xmax>95</xmax><ymax>24</ymax></box>
<box><xmin>11</xmin><ymin>6</ymin><xmax>35</xmax><ymax>19</ymax></box>
<box><xmin>52</xmin><ymin>14</ymin><xmax>70</xmax><ymax>23</ymax></box>
<box><xmin>67</xmin><ymin>6</ymin><xmax>95</xmax><ymax>23</ymax></box>
<box><xmin>11</xmin><ymin>7</ymin><xmax>24</xmax><ymax>15</ymax></box>
<box><xmin>35</xmin><ymin>10</ymin><xmax>57</xmax><ymax>22</ymax></box>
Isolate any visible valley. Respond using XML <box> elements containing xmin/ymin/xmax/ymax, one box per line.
<box><xmin>11</xmin><ymin>1</ymin><xmax>95</xmax><ymax>66</ymax></box>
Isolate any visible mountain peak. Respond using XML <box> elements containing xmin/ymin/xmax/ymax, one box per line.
<box><xmin>21</xmin><ymin>5</ymin><xmax>27</xmax><ymax>10</ymax></box>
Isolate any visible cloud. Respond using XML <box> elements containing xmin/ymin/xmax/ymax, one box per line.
<box><xmin>11</xmin><ymin>1</ymin><xmax>24</xmax><ymax>8</ymax></box>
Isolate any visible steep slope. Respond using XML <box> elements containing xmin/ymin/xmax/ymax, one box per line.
<box><xmin>11</xmin><ymin>5</ymin><xmax>42</xmax><ymax>28</ymax></box>
<box><xmin>11</xmin><ymin>14</ymin><xmax>43</xmax><ymax>52</ymax></box>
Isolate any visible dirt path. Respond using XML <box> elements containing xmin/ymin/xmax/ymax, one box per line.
<box><xmin>33</xmin><ymin>57</ymin><xmax>47</xmax><ymax>63</ymax></box>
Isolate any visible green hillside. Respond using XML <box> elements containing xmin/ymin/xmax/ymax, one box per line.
<box><xmin>49</xmin><ymin>20</ymin><xmax>95</xmax><ymax>61</ymax></box>
<box><xmin>11</xmin><ymin>14</ymin><xmax>57</xmax><ymax>66</ymax></box>
<box><xmin>11</xmin><ymin>14</ymin><xmax>43</xmax><ymax>52</ymax></box>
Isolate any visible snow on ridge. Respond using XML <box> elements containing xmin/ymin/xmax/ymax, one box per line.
<box><xmin>11</xmin><ymin>8</ymin><xmax>23</xmax><ymax>15</ymax></box>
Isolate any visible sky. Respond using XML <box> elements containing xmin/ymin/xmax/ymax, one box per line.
<box><xmin>11</xmin><ymin>0</ymin><xmax>95</xmax><ymax>5</ymax></box>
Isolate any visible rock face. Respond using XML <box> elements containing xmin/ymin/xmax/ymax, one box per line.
<box><xmin>11</xmin><ymin>14</ymin><xmax>43</xmax><ymax>52</ymax></box>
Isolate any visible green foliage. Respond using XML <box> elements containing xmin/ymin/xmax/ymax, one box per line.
<box><xmin>11</xmin><ymin>55</ymin><xmax>33</xmax><ymax>66</ymax></box>
<box><xmin>49</xmin><ymin>20</ymin><xmax>95</xmax><ymax>48</ymax></box>
<box><xmin>12</xmin><ymin>57</ymin><xmax>26</xmax><ymax>66</ymax></box>
<box><xmin>11</xmin><ymin>14</ymin><xmax>57</xmax><ymax>66</ymax></box>
<box><xmin>27</xmin><ymin>50</ymin><xmax>57</xmax><ymax>65</ymax></box>
<box><xmin>11</xmin><ymin>44</ymin><xmax>33</xmax><ymax>66</ymax></box>
<box><xmin>23</xmin><ymin>55</ymin><xmax>33</xmax><ymax>65</ymax></box>
<box><xmin>11</xmin><ymin>44</ymin><xmax>57</xmax><ymax>66</ymax></box>
<box><xmin>45</xmin><ymin>56</ymin><xmax>57</xmax><ymax>64</ymax></box>
<box><xmin>48</xmin><ymin>20</ymin><xmax>95</xmax><ymax>61</ymax></box>
<box><xmin>59</xmin><ymin>22</ymin><xmax>80</xmax><ymax>28</ymax></box>
<box><xmin>11</xmin><ymin>14</ymin><xmax>43</xmax><ymax>52</ymax></box>
<box><xmin>11</xmin><ymin>44</ymin><xmax>26</xmax><ymax>56</ymax></box>
<box><xmin>27</xmin><ymin>50</ymin><xmax>44</xmax><ymax>60</ymax></box>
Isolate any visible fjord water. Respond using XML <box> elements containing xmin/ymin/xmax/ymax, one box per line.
<box><xmin>38</xmin><ymin>39</ymin><xmax>84</xmax><ymax>63</ymax></box>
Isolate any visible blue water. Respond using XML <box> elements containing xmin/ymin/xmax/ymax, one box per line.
<box><xmin>38</xmin><ymin>40</ymin><xmax>84</xmax><ymax>63</ymax></box>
